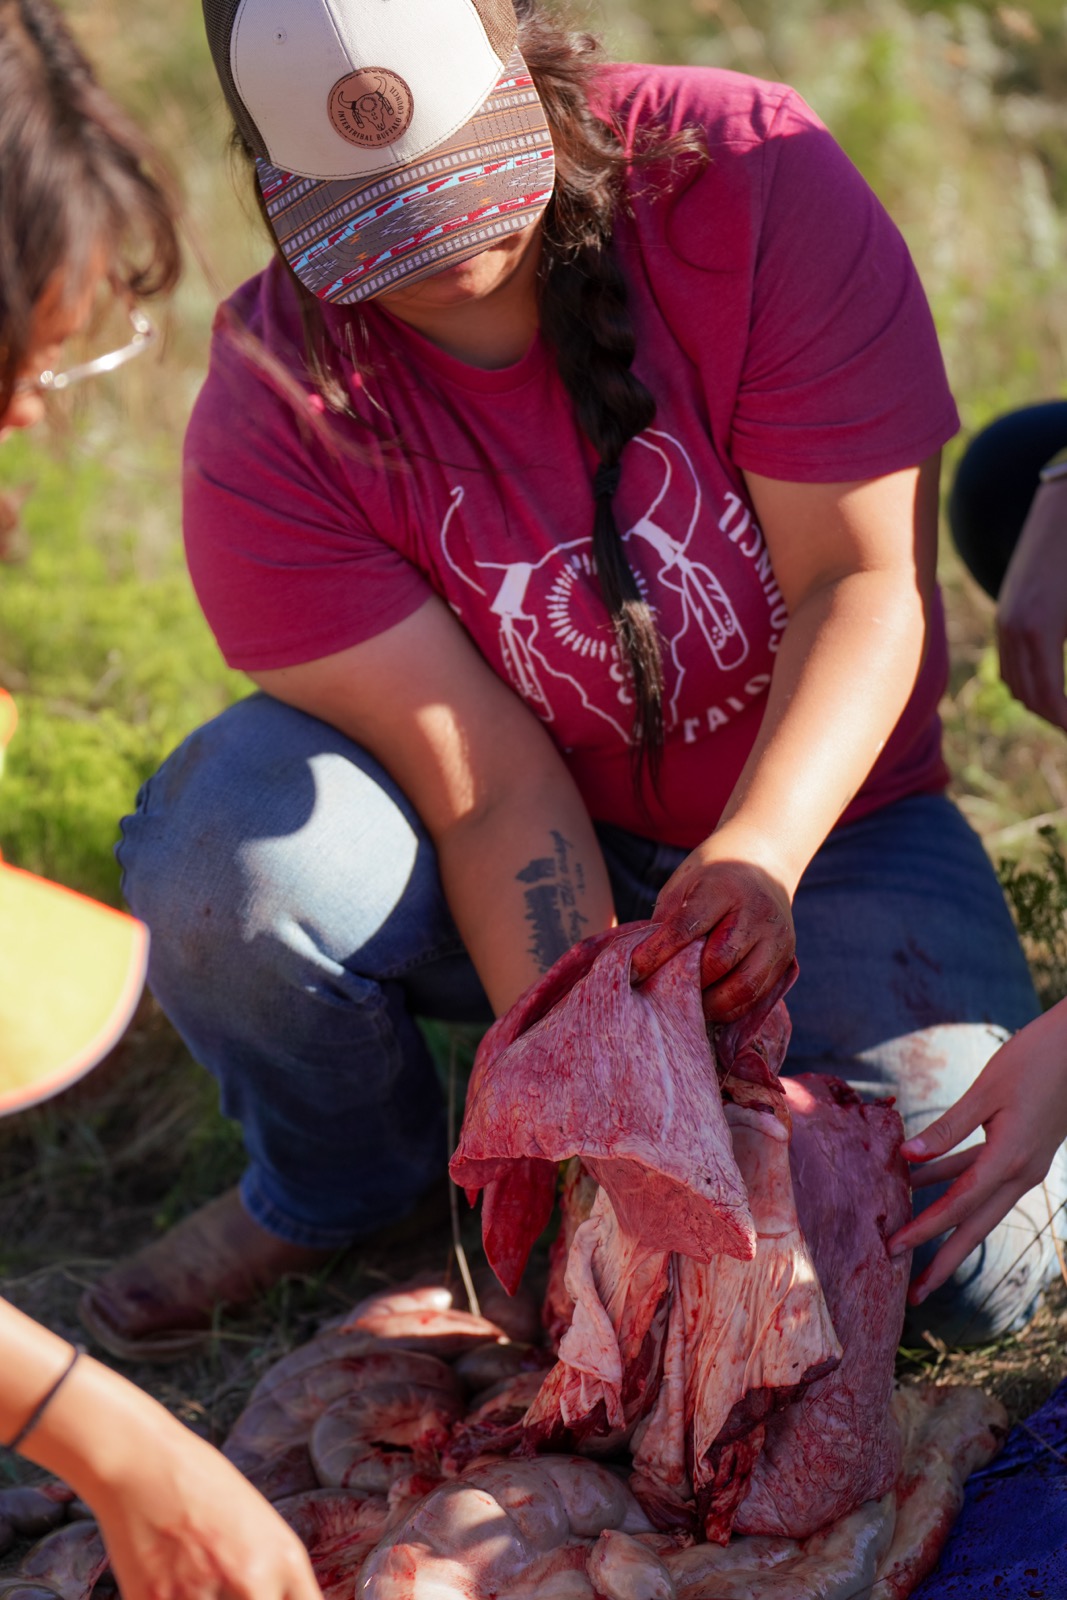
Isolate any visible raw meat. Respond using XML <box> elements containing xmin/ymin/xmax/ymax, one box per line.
<box><xmin>631</xmin><ymin>1090</ymin><xmax>841</xmax><ymax>1541</ymax></box>
<box><xmin>275</xmin><ymin>1488</ymin><xmax>392</xmax><ymax>1600</ymax></box>
<box><xmin>353</xmin><ymin>1383</ymin><xmax>1006</xmax><ymax>1600</ymax></box>
<box><xmin>735</xmin><ymin>1075</ymin><xmax>912</xmax><ymax>1537</ymax></box>
<box><xmin>13</xmin><ymin>1268</ymin><xmax>1005</xmax><ymax>1600</ymax></box>
<box><xmin>358</xmin><ymin>1455</ymin><xmax>655</xmax><ymax>1600</ymax></box>
<box><xmin>494</xmin><ymin>935</ymin><xmax>840</xmax><ymax>1538</ymax></box>
<box><xmin>450</xmin><ymin>925</ymin><xmax>757</xmax><ymax>1293</ymax></box>
<box><xmin>223</xmin><ymin>1283</ymin><xmax>514</xmax><ymax>1500</ymax></box>
<box><xmin>309</xmin><ymin>1367</ymin><xmax>463</xmax><ymax>1491</ymax></box>
<box><xmin>16</xmin><ymin>1522</ymin><xmax>109</xmax><ymax>1600</ymax></box>
<box><xmin>452</xmin><ymin>1339</ymin><xmax>551</xmax><ymax>1399</ymax></box>
<box><xmin>870</xmin><ymin>1383</ymin><xmax>1008</xmax><ymax>1598</ymax></box>
<box><xmin>443</xmin><ymin>1371</ymin><xmax>552</xmax><ymax>1472</ymax></box>
<box><xmin>337</xmin><ymin>1282</ymin><xmax>509</xmax><ymax>1357</ymax></box>
<box><xmin>0</xmin><ymin>1483</ymin><xmax>74</xmax><ymax>1553</ymax></box>
<box><xmin>542</xmin><ymin>1158</ymin><xmax>599</xmax><ymax>1349</ymax></box>
<box><xmin>522</xmin><ymin>1186</ymin><xmax>672</xmax><ymax>1453</ymax></box>
<box><xmin>661</xmin><ymin>1495</ymin><xmax>896</xmax><ymax>1599</ymax></box>
<box><xmin>226</xmin><ymin>1346</ymin><xmax>456</xmax><ymax>1452</ymax></box>
<box><xmin>587</xmin><ymin>1528</ymin><xmax>676</xmax><ymax>1600</ymax></box>
<box><xmin>451</xmin><ymin>931</ymin><xmax>624</xmax><ymax>1296</ymax></box>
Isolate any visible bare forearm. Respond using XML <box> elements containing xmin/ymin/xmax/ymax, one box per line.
<box><xmin>0</xmin><ymin>1298</ymin><xmax>166</xmax><ymax>1495</ymax></box>
<box><xmin>634</xmin><ymin>463</ymin><xmax>938</xmax><ymax>1016</ymax></box>
<box><xmin>0</xmin><ymin>1300</ymin><xmax>322</xmax><ymax>1600</ymax></box>
<box><xmin>435</xmin><ymin>782</ymin><xmax>615</xmax><ymax>1016</ymax></box>
<box><xmin>718</xmin><ymin>568</ymin><xmax>927</xmax><ymax>891</ymax></box>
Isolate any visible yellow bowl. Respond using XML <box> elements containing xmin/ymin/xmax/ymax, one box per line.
<box><xmin>0</xmin><ymin>859</ymin><xmax>148</xmax><ymax>1116</ymax></box>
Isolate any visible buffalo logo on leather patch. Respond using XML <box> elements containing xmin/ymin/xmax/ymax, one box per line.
<box><xmin>328</xmin><ymin>69</ymin><xmax>414</xmax><ymax>148</ymax></box>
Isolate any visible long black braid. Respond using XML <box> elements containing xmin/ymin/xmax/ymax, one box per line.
<box><xmin>518</xmin><ymin>2</ymin><xmax>703</xmax><ymax>784</ymax></box>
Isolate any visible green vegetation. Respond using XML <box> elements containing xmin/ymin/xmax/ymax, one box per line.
<box><xmin>0</xmin><ymin>432</ymin><xmax>245</xmax><ymax>899</ymax></box>
<box><xmin>1</xmin><ymin>0</ymin><xmax>1066</xmax><ymax>958</ymax></box>
<box><xmin>0</xmin><ymin>0</ymin><xmax>265</xmax><ymax>903</ymax></box>
<box><xmin>1000</xmin><ymin>826</ymin><xmax>1067</xmax><ymax>1003</ymax></box>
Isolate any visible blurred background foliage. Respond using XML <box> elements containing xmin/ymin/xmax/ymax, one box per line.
<box><xmin>1</xmin><ymin>0</ymin><xmax>1066</xmax><ymax>990</ymax></box>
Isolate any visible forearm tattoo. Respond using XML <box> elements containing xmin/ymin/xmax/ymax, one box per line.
<box><xmin>517</xmin><ymin>830</ymin><xmax>589</xmax><ymax>973</ymax></box>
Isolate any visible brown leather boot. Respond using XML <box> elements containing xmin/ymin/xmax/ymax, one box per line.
<box><xmin>78</xmin><ymin>1187</ymin><xmax>339</xmax><ymax>1361</ymax></box>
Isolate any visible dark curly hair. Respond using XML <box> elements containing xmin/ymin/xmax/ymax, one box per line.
<box><xmin>0</xmin><ymin>0</ymin><xmax>181</xmax><ymax>416</ymax></box>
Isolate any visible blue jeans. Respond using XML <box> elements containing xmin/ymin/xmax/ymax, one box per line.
<box><xmin>117</xmin><ymin>692</ymin><xmax>1064</xmax><ymax>1343</ymax></box>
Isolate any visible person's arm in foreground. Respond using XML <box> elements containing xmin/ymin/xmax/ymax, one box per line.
<box><xmin>252</xmin><ymin>597</ymin><xmax>617</xmax><ymax>1017</ymax></box>
<box><xmin>886</xmin><ymin>1000</ymin><xmax>1067</xmax><ymax>1303</ymax></box>
<box><xmin>631</xmin><ymin>455</ymin><xmax>942</xmax><ymax>1019</ymax></box>
<box><xmin>0</xmin><ymin>1299</ymin><xmax>321</xmax><ymax>1600</ymax></box>
<box><xmin>996</xmin><ymin>473</ymin><xmax>1067</xmax><ymax>731</ymax></box>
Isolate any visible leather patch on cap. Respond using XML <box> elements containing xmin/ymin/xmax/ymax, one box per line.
<box><xmin>327</xmin><ymin>69</ymin><xmax>414</xmax><ymax>149</ymax></box>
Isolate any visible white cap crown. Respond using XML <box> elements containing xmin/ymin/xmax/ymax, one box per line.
<box><xmin>227</xmin><ymin>0</ymin><xmax>514</xmax><ymax>180</ymax></box>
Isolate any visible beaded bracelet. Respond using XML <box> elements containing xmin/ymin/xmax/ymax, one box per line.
<box><xmin>6</xmin><ymin>1344</ymin><xmax>85</xmax><ymax>1454</ymax></box>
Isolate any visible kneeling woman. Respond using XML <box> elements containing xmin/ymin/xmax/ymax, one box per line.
<box><xmin>81</xmin><ymin>0</ymin><xmax>1063</xmax><ymax>1357</ymax></box>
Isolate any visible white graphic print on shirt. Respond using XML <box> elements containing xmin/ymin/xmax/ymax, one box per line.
<box><xmin>625</xmin><ymin>432</ymin><xmax>749</xmax><ymax>731</ymax></box>
<box><xmin>439</xmin><ymin>429</ymin><xmax>774</xmax><ymax>749</ymax></box>
<box><xmin>439</xmin><ymin>486</ymin><xmax>630</xmax><ymax>738</ymax></box>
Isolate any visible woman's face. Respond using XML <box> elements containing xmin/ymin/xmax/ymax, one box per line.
<box><xmin>0</xmin><ymin>271</ymin><xmax>104</xmax><ymax>439</ymax></box>
<box><xmin>372</xmin><ymin>214</ymin><xmax>544</xmax><ymax>318</ymax></box>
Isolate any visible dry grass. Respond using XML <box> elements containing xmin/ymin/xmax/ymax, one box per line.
<box><xmin>899</xmin><ymin>1279</ymin><xmax>1067</xmax><ymax>1426</ymax></box>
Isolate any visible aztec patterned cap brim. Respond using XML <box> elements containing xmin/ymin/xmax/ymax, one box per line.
<box><xmin>259</xmin><ymin>50</ymin><xmax>555</xmax><ymax>305</ymax></box>
<box><xmin>202</xmin><ymin>0</ymin><xmax>556</xmax><ymax>303</ymax></box>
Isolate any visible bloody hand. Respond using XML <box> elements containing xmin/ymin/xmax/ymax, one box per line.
<box><xmin>630</xmin><ymin>849</ymin><xmax>796</xmax><ymax>1023</ymax></box>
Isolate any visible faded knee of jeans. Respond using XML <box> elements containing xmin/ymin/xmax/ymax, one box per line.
<box><xmin>907</xmin><ymin>1186</ymin><xmax>1063</xmax><ymax>1348</ymax></box>
<box><xmin>855</xmin><ymin>1023</ymin><xmax>1011</xmax><ymax>1127</ymax></box>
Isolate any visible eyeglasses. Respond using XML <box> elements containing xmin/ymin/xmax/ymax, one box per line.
<box><xmin>15</xmin><ymin>307</ymin><xmax>156</xmax><ymax>396</ymax></box>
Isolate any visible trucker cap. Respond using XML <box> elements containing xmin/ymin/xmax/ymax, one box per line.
<box><xmin>202</xmin><ymin>0</ymin><xmax>557</xmax><ymax>304</ymax></box>
<box><xmin>0</xmin><ymin>690</ymin><xmax>148</xmax><ymax>1117</ymax></box>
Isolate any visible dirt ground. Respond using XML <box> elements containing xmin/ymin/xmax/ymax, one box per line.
<box><xmin>2</xmin><ymin>998</ymin><xmax>1066</xmax><ymax>1577</ymax></box>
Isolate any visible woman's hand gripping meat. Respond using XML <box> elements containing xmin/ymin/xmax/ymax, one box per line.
<box><xmin>629</xmin><ymin>833</ymin><xmax>795</xmax><ymax>1022</ymax></box>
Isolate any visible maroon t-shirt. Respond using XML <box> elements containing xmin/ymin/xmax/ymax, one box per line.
<box><xmin>184</xmin><ymin>65</ymin><xmax>958</xmax><ymax>849</ymax></box>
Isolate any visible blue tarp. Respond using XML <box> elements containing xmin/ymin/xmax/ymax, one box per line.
<box><xmin>912</xmin><ymin>1377</ymin><xmax>1067</xmax><ymax>1599</ymax></box>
